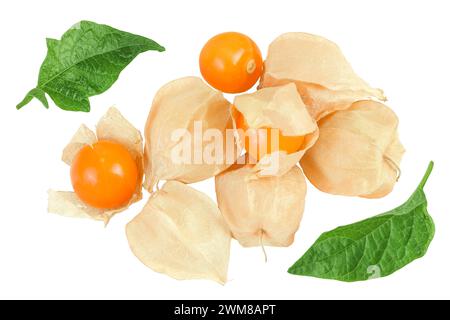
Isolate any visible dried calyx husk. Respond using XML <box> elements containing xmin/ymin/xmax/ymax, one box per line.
<box><xmin>259</xmin><ymin>33</ymin><xmax>385</xmax><ymax>120</ymax></box>
<box><xmin>301</xmin><ymin>100</ymin><xmax>405</xmax><ymax>198</ymax></box>
<box><xmin>48</xmin><ymin>107</ymin><xmax>144</xmax><ymax>223</ymax></box>
<box><xmin>144</xmin><ymin>76</ymin><xmax>240</xmax><ymax>191</ymax></box>
<box><xmin>126</xmin><ymin>180</ymin><xmax>231</xmax><ymax>284</ymax></box>
<box><xmin>232</xmin><ymin>83</ymin><xmax>318</xmax><ymax>177</ymax></box>
<box><xmin>215</xmin><ymin>164</ymin><xmax>307</xmax><ymax>247</ymax></box>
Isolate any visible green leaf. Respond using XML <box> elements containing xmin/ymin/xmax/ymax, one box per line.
<box><xmin>288</xmin><ymin>162</ymin><xmax>435</xmax><ymax>282</ymax></box>
<box><xmin>17</xmin><ymin>21</ymin><xmax>165</xmax><ymax>112</ymax></box>
<box><xmin>16</xmin><ymin>87</ymin><xmax>49</xmax><ymax>110</ymax></box>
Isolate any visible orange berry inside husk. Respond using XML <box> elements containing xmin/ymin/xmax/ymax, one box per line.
<box><xmin>70</xmin><ymin>140</ymin><xmax>139</xmax><ymax>210</ymax></box>
<box><xmin>235</xmin><ymin>112</ymin><xmax>305</xmax><ymax>161</ymax></box>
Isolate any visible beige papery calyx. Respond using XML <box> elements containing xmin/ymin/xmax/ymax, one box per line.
<box><xmin>215</xmin><ymin>164</ymin><xmax>306</xmax><ymax>248</ymax></box>
<box><xmin>126</xmin><ymin>181</ymin><xmax>231</xmax><ymax>284</ymax></box>
<box><xmin>301</xmin><ymin>100</ymin><xmax>405</xmax><ymax>198</ymax></box>
<box><xmin>259</xmin><ymin>33</ymin><xmax>385</xmax><ymax>120</ymax></box>
<box><xmin>48</xmin><ymin>107</ymin><xmax>144</xmax><ymax>224</ymax></box>
<box><xmin>232</xmin><ymin>83</ymin><xmax>318</xmax><ymax>177</ymax></box>
<box><xmin>144</xmin><ymin>77</ymin><xmax>240</xmax><ymax>191</ymax></box>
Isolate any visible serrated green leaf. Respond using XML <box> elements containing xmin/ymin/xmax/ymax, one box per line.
<box><xmin>16</xmin><ymin>87</ymin><xmax>49</xmax><ymax>110</ymax></box>
<box><xmin>17</xmin><ymin>21</ymin><xmax>164</xmax><ymax>112</ymax></box>
<box><xmin>288</xmin><ymin>162</ymin><xmax>435</xmax><ymax>282</ymax></box>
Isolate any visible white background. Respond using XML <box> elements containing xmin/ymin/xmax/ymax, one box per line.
<box><xmin>1</xmin><ymin>0</ymin><xmax>449</xmax><ymax>300</ymax></box>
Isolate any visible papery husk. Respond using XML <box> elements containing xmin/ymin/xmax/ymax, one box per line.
<box><xmin>232</xmin><ymin>83</ymin><xmax>318</xmax><ymax>177</ymax></box>
<box><xmin>61</xmin><ymin>124</ymin><xmax>97</xmax><ymax>165</ymax></box>
<box><xmin>144</xmin><ymin>77</ymin><xmax>239</xmax><ymax>191</ymax></box>
<box><xmin>300</xmin><ymin>100</ymin><xmax>405</xmax><ymax>198</ymax></box>
<box><xmin>215</xmin><ymin>164</ymin><xmax>306</xmax><ymax>247</ymax></box>
<box><xmin>259</xmin><ymin>33</ymin><xmax>385</xmax><ymax>120</ymax></box>
<box><xmin>48</xmin><ymin>190</ymin><xmax>104</xmax><ymax>221</ymax></box>
<box><xmin>48</xmin><ymin>107</ymin><xmax>144</xmax><ymax>224</ymax></box>
<box><xmin>126</xmin><ymin>181</ymin><xmax>231</xmax><ymax>284</ymax></box>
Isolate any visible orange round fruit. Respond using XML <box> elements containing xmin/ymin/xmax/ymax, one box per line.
<box><xmin>199</xmin><ymin>32</ymin><xmax>263</xmax><ymax>93</ymax></box>
<box><xmin>235</xmin><ymin>112</ymin><xmax>305</xmax><ymax>161</ymax></box>
<box><xmin>70</xmin><ymin>140</ymin><xmax>139</xmax><ymax>209</ymax></box>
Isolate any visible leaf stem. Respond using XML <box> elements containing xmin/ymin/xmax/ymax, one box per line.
<box><xmin>418</xmin><ymin>161</ymin><xmax>434</xmax><ymax>190</ymax></box>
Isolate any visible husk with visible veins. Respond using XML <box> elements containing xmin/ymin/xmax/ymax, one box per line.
<box><xmin>301</xmin><ymin>100</ymin><xmax>405</xmax><ymax>198</ymax></box>
<box><xmin>144</xmin><ymin>77</ymin><xmax>240</xmax><ymax>191</ymax></box>
<box><xmin>48</xmin><ymin>107</ymin><xmax>144</xmax><ymax>223</ymax></box>
<box><xmin>215</xmin><ymin>164</ymin><xmax>306</xmax><ymax>247</ymax></box>
<box><xmin>259</xmin><ymin>33</ymin><xmax>385</xmax><ymax>120</ymax></box>
<box><xmin>126</xmin><ymin>181</ymin><xmax>231</xmax><ymax>284</ymax></box>
<box><xmin>232</xmin><ymin>83</ymin><xmax>318</xmax><ymax>177</ymax></box>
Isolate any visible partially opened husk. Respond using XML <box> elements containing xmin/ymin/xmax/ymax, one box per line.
<box><xmin>48</xmin><ymin>107</ymin><xmax>144</xmax><ymax>223</ymax></box>
<box><xmin>126</xmin><ymin>181</ymin><xmax>231</xmax><ymax>284</ymax></box>
<box><xmin>215</xmin><ymin>164</ymin><xmax>306</xmax><ymax>247</ymax></box>
<box><xmin>232</xmin><ymin>83</ymin><xmax>318</xmax><ymax>177</ymax></box>
<box><xmin>260</xmin><ymin>33</ymin><xmax>385</xmax><ymax>120</ymax></box>
<box><xmin>144</xmin><ymin>77</ymin><xmax>240</xmax><ymax>191</ymax></box>
<box><xmin>301</xmin><ymin>100</ymin><xmax>405</xmax><ymax>198</ymax></box>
